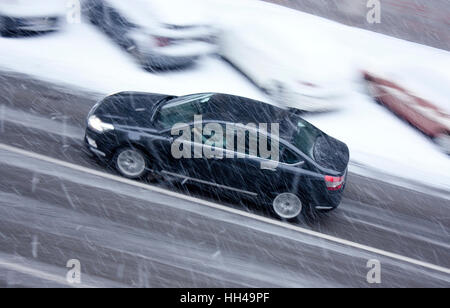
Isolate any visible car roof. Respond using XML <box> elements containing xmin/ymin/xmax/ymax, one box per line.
<box><xmin>200</xmin><ymin>93</ymin><xmax>289</xmax><ymax>124</ymax></box>
<box><xmin>107</xmin><ymin>91</ymin><xmax>299</xmax><ymax>140</ymax></box>
<box><xmin>186</xmin><ymin>93</ymin><xmax>298</xmax><ymax>141</ymax></box>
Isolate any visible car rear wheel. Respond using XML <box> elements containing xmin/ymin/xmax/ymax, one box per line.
<box><xmin>114</xmin><ymin>147</ymin><xmax>148</xmax><ymax>179</ymax></box>
<box><xmin>272</xmin><ymin>193</ymin><xmax>303</xmax><ymax>219</ymax></box>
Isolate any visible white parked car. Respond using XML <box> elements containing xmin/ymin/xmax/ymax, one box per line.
<box><xmin>0</xmin><ymin>0</ymin><xmax>65</xmax><ymax>36</ymax></box>
<box><xmin>83</xmin><ymin>0</ymin><xmax>219</xmax><ymax>69</ymax></box>
<box><xmin>219</xmin><ymin>23</ymin><xmax>359</xmax><ymax>112</ymax></box>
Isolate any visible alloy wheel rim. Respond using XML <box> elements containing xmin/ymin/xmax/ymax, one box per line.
<box><xmin>273</xmin><ymin>193</ymin><xmax>302</xmax><ymax>219</ymax></box>
<box><xmin>117</xmin><ymin>149</ymin><xmax>146</xmax><ymax>177</ymax></box>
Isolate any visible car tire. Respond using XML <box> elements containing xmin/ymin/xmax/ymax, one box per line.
<box><xmin>434</xmin><ymin>134</ymin><xmax>450</xmax><ymax>155</ymax></box>
<box><xmin>114</xmin><ymin>147</ymin><xmax>148</xmax><ymax>179</ymax></box>
<box><xmin>272</xmin><ymin>193</ymin><xmax>303</xmax><ymax>220</ymax></box>
<box><xmin>0</xmin><ymin>16</ymin><xmax>9</xmax><ymax>37</ymax></box>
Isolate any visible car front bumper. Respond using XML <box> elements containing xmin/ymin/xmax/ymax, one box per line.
<box><xmin>3</xmin><ymin>15</ymin><xmax>62</xmax><ymax>32</ymax></box>
<box><xmin>84</xmin><ymin>128</ymin><xmax>119</xmax><ymax>161</ymax></box>
<box><xmin>85</xmin><ymin>135</ymin><xmax>107</xmax><ymax>158</ymax></box>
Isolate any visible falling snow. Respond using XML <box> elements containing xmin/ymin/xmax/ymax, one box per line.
<box><xmin>0</xmin><ymin>0</ymin><xmax>448</xmax><ymax>288</ymax></box>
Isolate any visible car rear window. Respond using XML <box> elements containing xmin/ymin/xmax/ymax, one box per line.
<box><xmin>286</xmin><ymin>116</ymin><xmax>349</xmax><ymax>172</ymax></box>
<box><xmin>313</xmin><ymin>135</ymin><xmax>349</xmax><ymax>172</ymax></box>
<box><xmin>289</xmin><ymin>118</ymin><xmax>321</xmax><ymax>159</ymax></box>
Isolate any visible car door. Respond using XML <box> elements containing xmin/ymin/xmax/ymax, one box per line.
<box><xmin>151</xmin><ymin>123</ymin><xmax>194</xmax><ymax>180</ymax></box>
<box><xmin>149</xmin><ymin>94</ymin><xmax>216</xmax><ymax>182</ymax></box>
<box><xmin>151</xmin><ymin>121</ymin><xmax>223</xmax><ymax>190</ymax></box>
<box><xmin>209</xmin><ymin>126</ymin><xmax>305</xmax><ymax>200</ymax></box>
<box><xmin>200</xmin><ymin>124</ymin><xmax>267</xmax><ymax>199</ymax></box>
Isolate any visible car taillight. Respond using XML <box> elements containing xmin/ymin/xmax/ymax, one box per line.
<box><xmin>154</xmin><ymin>36</ymin><xmax>171</xmax><ymax>47</ymax></box>
<box><xmin>325</xmin><ymin>175</ymin><xmax>345</xmax><ymax>191</ymax></box>
<box><xmin>298</xmin><ymin>81</ymin><xmax>318</xmax><ymax>88</ymax></box>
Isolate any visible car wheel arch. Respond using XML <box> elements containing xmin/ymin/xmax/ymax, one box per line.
<box><xmin>113</xmin><ymin>143</ymin><xmax>152</xmax><ymax>164</ymax></box>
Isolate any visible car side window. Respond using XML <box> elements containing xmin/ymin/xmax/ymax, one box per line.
<box><xmin>158</xmin><ymin>103</ymin><xmax>199</xmax><ymax>129</ymax></box>
<box><xmin>192</xmin><ymin>126</ymin><xmax>208</xmax><ymax>144</ymax></box>
<box><xmin>234</xmin><ymin>130</ymin><xmax>273</xmax><ymax>158</ymax></box>
<box><xmin>189</xmin><ymin>123</ymin><xmax>227</xmax><ymax>149</ymax></box>
<box><xmin>156</xmin><ymin>94</ymin><xmax>213</xmax><ymax>129</ymax></box>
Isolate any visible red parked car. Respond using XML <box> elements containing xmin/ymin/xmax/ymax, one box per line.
<box><xmin>364</xmin><ymin>71</ymin><xmax>450</xmax><ymax>154</ymax></box>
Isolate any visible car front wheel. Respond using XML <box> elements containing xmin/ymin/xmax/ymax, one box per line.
<box><xmin>114</xmin><ymin>147</ymin><xmax>148</xmax><ymax>179</ymax></box>
<box><xmin>272</xmin><ymin>193</ymin><xmax>303</xmax><ymax>220</ymax></box>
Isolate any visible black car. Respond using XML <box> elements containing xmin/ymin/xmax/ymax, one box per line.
<box><xmin>85</xmin><ymin>92</ymin><xmax>349</xmax><ymax>219</ymax></box>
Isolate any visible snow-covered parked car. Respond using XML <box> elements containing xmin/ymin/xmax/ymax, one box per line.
<box><xmin>218</xmin><ymin>22</ymin><xmax>359</xmax><ymax>112</ymax></box>
<box><xmin>364</xmin><ymin>70</ymin><xmax>450</xmax><ymax>155</ymax></box>
<box><xmin>0</xmin><ymin>0</ymin><xmax>65</xmax><ymax>37</ymax></box>
<box><xmin>83</xmin><ymin>0</ymin><xmax>219</xmax><ymax>69</ymax></box>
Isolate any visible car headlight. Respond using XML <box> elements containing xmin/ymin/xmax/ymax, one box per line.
<box><xmin>88</xmin><ymin>115</ymin><xmax>115</xmax><ymax>133</ymax></box>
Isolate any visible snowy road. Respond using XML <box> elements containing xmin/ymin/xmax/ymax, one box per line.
<box><xmin>0</xmin><ymin>72</ymin><xmax>449</xmax><ymax>287</ymax></box>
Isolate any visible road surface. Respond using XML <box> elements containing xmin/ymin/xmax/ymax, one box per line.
<box><xmin>0</xmin><ymin>71</ymin><xmax>449</xmax><ymax>287</ymax></box>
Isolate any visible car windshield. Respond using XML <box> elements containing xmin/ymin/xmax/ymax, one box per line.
<box><xmin>156</xmin><ymin>93</ymin><xmax>214</xmax><ymax>128</ymax></box>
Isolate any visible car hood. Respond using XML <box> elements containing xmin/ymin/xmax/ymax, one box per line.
<box><xmin>0</xmin><ymin>0</ymin><xmax>66</xmax><ymax>18</ymax></box>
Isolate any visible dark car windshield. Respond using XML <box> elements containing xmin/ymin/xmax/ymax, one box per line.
<box><xmin>96</xmin><ymin>93</ymin><xmax>161</xmax><ymax>127</ymax></box>
<box><xmin>156</xmin><ymin>93</ymin><xmax>214</xmax><ymax>128</ymax></box>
